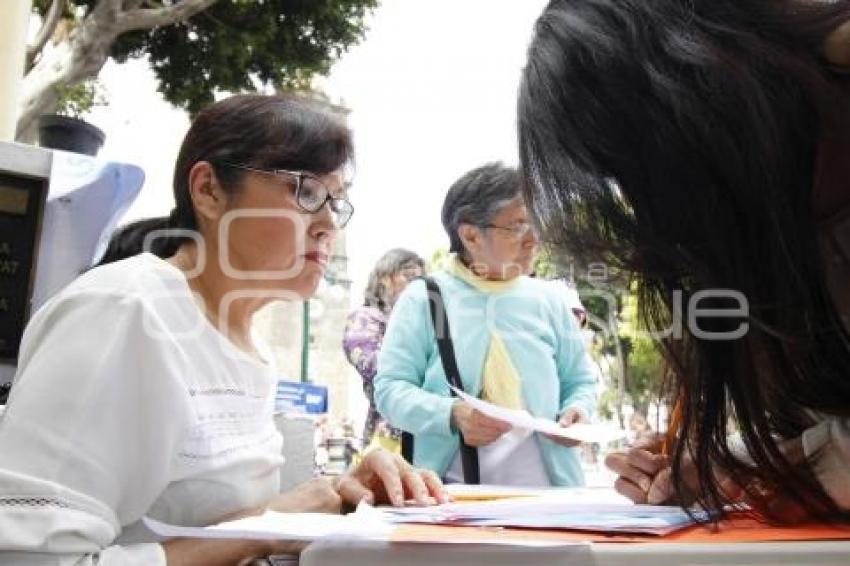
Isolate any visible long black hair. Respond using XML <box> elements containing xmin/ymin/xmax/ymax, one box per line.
<box><xmin>97</xmin><ymin>94</ymin><xmax>353</xmax><ymax>265</ymax></box>
<box><xmin>519</xmin><ymin>0</ymin><xmax>850</xmax><ymax>522</ymax></box>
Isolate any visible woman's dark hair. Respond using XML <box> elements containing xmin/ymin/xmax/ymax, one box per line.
<box><xmin>96</xmin><ymin>94</ymin><xmax>353</xmax><ymax>265</ymax></box>
<box><xmin>519</xmin><ymin>0</ymin><xmax>850</xmax><ymax>522</ymax></box>
<box><xmin>363</xmin><ymin>248</ymin><xmax>425</xmax><ymax>313</ymax></box>
<box><xmin>441</xmin><ymin>162</ymin><xmax>522</xmax><ymax>255</ymax></box>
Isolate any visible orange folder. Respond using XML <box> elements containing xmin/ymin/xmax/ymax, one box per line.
<box><xmin>391</xmin><ymin>514</ymin><xmax>850</xmax><ymax>545</ymax></box>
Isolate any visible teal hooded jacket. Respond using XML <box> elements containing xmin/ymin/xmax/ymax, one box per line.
<box><xmin>374</xmin><ymin>271</ymin><xmax>597</xmax><ymax>486</ymax></box>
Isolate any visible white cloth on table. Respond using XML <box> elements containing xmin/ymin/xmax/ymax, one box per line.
<box><xmin>0</xmin><ymin>253</ymin><xmax>283</xmax><ymax>565</ymax></box>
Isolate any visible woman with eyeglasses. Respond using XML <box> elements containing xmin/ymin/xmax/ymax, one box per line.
<box><xmin>374</xmin><ymin>162</ymin><xmax>597</xmax><ymax>486</ymax></box>
<box><xmin>517</xmin><ymin>0</ymin><xmax>850</xmax><ymax>522</ymax></box>
<box><xmin>0</xmin><ymin>94</ymin><xmax>446</xmax><ymax>565</ymax></box>
<box><xmin>343</xmin><ymin>249</ymin><xmax>425</xmax><ymax>454</ymax></box>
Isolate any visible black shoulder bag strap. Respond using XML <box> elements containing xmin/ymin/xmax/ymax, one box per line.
<box><xmin>414</xmin><ymin>276</ymin><xmax>480</xmax><ymax>484</ymax></box>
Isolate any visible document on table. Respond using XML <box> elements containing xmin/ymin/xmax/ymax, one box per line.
<box><xmin>373</xmin><ymin>492</ymin><xmax>704</xmax><ymax>536</ymax></box>
<box><xmin>144</xmin><ymin>510</ymin><xmax>393</xmax><ymax>541</ymax></box>
<box><xmin>451</xmin><ymin>387</ymin><xmax>626</xmax><ymax>444</ymax></box>
<box><xmin>143</xmin><ymin>505</ymin><xmax>588</xmax><ymax>548</ymax></box>
<box><xmin>443</xmin><ymin>484</ymin><xmax>631</xmax><ymax>504</ymax></box>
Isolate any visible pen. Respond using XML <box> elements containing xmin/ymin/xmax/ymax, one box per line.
<box><xmin>661</xmin><ymin>397</ymin><xmax>682</xmax><ymax>457</ymax></box>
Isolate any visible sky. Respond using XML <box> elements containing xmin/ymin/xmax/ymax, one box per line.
<box><xmin>88</xmin><ymin>0</ymin><xmax>550</xmax><ymax>301</ymax></box>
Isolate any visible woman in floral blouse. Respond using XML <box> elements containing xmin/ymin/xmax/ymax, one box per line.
<box><xmin>343</xmin><ymin>249</ymin><xmax>425</xmax><ymax>446</ymax></box>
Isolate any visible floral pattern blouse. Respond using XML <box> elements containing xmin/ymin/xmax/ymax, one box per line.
<box><xmin>342</xmin><ymin>305</ymin><xmax>402</xmax><ymax>442</ymax></box>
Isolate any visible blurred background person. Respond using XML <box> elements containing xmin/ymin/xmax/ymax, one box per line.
<box><xmin>343</xmin><ymin>249</ymin><xmax>425</xmax><ymax>454</ymax></box>
<box><xmin>375</xmin><ymin>162</ymin><xmax>597</xmax><ymax>486</ymax></box>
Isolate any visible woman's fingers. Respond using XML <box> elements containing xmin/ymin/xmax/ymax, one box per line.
<box><xmin>474</xmin><ymin>411</ymin><xmax>512</xmax><ymax>433</ymax></box>
<box><xmin>633</xmin><ymin>432</ymin><xmax>665</xmax><ymax>452</ymax></box>
<box><xmin>605</xmin><ymin>449</ymin><xmax>667</xmax><ymax>493</ymax></box>
<box><xmin>419</xmin><ymin>468</ymin><xmax>450</xmax><ymax>504</ymax></box>
<box><xmin>614</xmin><ymin>476</ymin><xmax>648</xmax><ymax>503</ymax></box>
<box><xmin>558</xmin><ymin>408</ymin><xmax>583</xmax><ymax>427</ymax></box>
<box><xmin>626</xmin><ymin>445</ymin><xmax>668</xmax><ymax>475</ymax></box>
<box><xmin>335</xmin><ymin>473</ymin><xmax>374</xmax><ymax>508</ymax></box>
<box><xmin>336</xmin><ymin>450</ymin><xmax>447</xmax><ymax>509</ymax></box>
<box><xmin>539</xmin><ymin>409</ymin><xmax>585</xmax><ymax>447</ymax></box>
<box><xmin>335</xmin><ymin>449</ymin><xmax>400</xmax><ymax>507</ymax></box>
<box><xmin>606</xmin><ymin>452</ymin><xmax>652</xmax><ymax>493</ymax></box>
<box><xmin>647</xmin><ymin>467</ymin><xmax>674</xmax><ymax>504</ymax></box>
<box><xmin>399</xmin><ymin>465</ymin><xmax>430</xmax><ymax>505</ymax></box>
<box><xmin>364</xmin><ymin>450</ymin><xmax>405</xmax><ymax>506</ymax></box>
<box><xmin>390</xmin><ymin>452</ymin><xmax>448</xmax><ymax>506</ymax></box>
<box><xmin>462</xmin><ymin>412</ymin><xmax>511</xmax><ymax>446</ymax></box>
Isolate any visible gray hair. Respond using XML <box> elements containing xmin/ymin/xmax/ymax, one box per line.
<box><xmin>440</xmin><ymin>162</ymin><xmax>522</xmax><ymax>254</ymax></box>
<box><xmin>363</xmin><ymin>248</ymin><xmax>425</xmax><ymax>313</ymax></box>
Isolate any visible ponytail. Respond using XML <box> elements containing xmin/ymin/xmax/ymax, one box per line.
<box><xmin>95</xmin><ymin>213</ymin><xmax>194</xmax><ymax>267</ymax></box>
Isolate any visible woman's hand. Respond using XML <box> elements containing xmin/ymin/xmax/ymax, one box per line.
<box><xmin>451</xmin><ymin>400</ymin><xmax>512</xmax><ymax>446</ymax></box>
<box><xmin>543</xmin><ymin>407</ymin><xmax>586</xmax><ymax>448</ymax></box>
<box><xmin>334</xmin><ymin>448</ymin><xmax>450</xmax><ymax>508</ymax></box>
<box><xmin>266</xmin><ymin>478</ymin><xmax>343</xmax><ymax>514</ymax></box>
<box><xmin>605</xmin><ymin>433</ymin><xmax>673</xmax><ymax>503</ymax></box>
<box><xmin>605</xmin><ymin>433</ymin><xmax>748</xmax><ymax>506</ymax></box>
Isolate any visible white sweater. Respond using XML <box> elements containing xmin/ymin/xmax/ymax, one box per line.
<box><xmin>0</xmin><ymin>253</ymin><xmax>283</xmax><ymax>564</ymax></box>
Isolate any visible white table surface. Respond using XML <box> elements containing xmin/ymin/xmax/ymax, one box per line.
<box><xmin>300</xmin><ymin>537</ymin><xmax>850</xmax><ymax>566</ymax></box>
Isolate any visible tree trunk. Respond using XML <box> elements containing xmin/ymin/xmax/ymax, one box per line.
<box><xmin>17</xmin><ymin>0</ymin><xmax>218</xmax><ymax>142</ymax></box>
<box><xmin>16</xmin><ymin>31</ymin><xmax>111</xmax><ymax>141</ymax></box>
<box><xmin>610</xmin><ymin>312</ymin><xmax>627</xmax><ymax>430</ymax></box>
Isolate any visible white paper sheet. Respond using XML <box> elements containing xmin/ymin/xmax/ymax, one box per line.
<box><xmin>451</xmin><ymin>387</ymin><xmax>626</xmax><ymax>444</ymax></box>
<box><xmin>143</xmin><ymin>505</ymin><xmax>585</xmax><ymax>547</ymax></box>
<box><xmin>143</xmin><ymin>509</ymin><xmax>394</xmax><ymax>542</ymax></box>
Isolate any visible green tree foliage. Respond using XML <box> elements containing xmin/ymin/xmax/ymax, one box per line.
<box><xmin>617</xmin><ymin>293</ymin><xmax>666</xmax><ymax>417</ymax></box>
<box><xmin>53</xmin><ymin>79</ymin><xmax>108</xmax><ymax>118</ymax></box>
<box><xmin>31</xmin><ymin>0</ymin><xmax>378</xmax><ymax>115</ymax></box>
<box><xmin>534</xmin><ymin>248</ymin><xmax>665</xmax><ymax>422</ymax></box>
<box><xmin>427</xmin><ymin>247</ymin><xmax>449</xmax><ymax>273</ymax></box>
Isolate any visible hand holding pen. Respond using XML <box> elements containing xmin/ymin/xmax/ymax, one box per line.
<box><xmin>606</xmin><ymin>399</ymin><xmax>749</xmax><ymax>506</ymax></box>
<box><xmin>604</xmin><ymin>400</ymin><xmax>681</xmax><ymax>504</ymax></box>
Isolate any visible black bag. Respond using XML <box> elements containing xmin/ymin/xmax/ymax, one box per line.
<box><xmin>400</xmin><ymin>277</ymin><xmax>480</xmax><ymax>484</ymax></box>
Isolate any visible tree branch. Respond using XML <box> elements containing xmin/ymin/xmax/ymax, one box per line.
<box><xmin>118</xmin><ymin>0</ymin><xmax>218</xmax><ymax>32</ymax></box>
<box><xmin>121</xmin><ymin>0</ymin><xmax>148</xmax><ymax>11</ymax></box>
<box><xmin>26</xmin><ymin>0</ymin><xmax>65</xmax><ymax>72</ymax></box>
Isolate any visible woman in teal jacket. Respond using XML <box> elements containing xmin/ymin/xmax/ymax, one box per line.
<box><xmin>374</xmin><ymin>163</ymin><xmax>597</xmax><ymax>486</ymax></box>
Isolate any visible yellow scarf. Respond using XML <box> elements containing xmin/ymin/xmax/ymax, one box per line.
<box><xmin>445</xmin><ymin>255</ymin><xmax>524</xmax><ymax>410</ymax></box>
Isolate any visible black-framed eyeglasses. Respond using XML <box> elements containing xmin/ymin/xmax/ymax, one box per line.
<box><xmin>483</xmin><ymin>221</ymin><xmax>535</xmax><ymax>240</ymax></box>
<box><xmin>215</xmin><ymin>161</ymin><xmax>354</xmax><ymax>228</ymax></box>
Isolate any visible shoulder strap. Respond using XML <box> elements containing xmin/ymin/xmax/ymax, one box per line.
<box><xmin>422</xmin><ymin>277</ymin><xmax>464</xmax><ymax>392</ymax></box>
<box><xmin>419</xmin><ymin>276</ymin><xmax>480</xmax><ymax>484</ymax></box>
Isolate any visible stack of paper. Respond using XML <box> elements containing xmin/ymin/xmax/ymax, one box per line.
<box><xmin>144</xmin><ymin>488</ymin><xmax>703</xmax><ymax>542</ymax></box>
<box><xmin>373</xmin><ymin>493</ymin><xmax>704</xmax><ymax>536</ymax></box>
